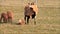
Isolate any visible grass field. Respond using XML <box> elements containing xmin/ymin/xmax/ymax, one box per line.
<box><xmin>0</xmin><ymin>6</ymin><xmax>60</xmax><ymax>34</ymax></box>
<box><xmin>0</xmin><ymin>0</ymin><xmax>60</xmax><ymax>34</ymax></box>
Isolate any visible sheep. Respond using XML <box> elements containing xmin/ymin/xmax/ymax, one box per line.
<box><xmin>0</xmin><ymin>12</ymin><xmax>8</xmax><ymax>23</ymax></box>
<box><xmin>24</xmin><ymin>7</ymin><xmax>36</xmax><ymax>24</ymax></box>
<box><xmin>7</xmin><ymin>11</ymin><xmax>13</xmax><ymax>23</ymax></box>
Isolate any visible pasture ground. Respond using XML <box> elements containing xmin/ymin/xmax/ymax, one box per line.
<box><xmin>0</xmin><ymin>5</ymin><xmax>60</xmax><ymax>34</ymax></box>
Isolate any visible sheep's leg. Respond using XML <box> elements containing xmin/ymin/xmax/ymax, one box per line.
<box><xmin>24</xmin><ymin>15</ymin><xmax>26</xmax><ymax>24</ymax></box>
<box><xmin>0</xmin><ymin>16</ymin><xmax>3</xmax><ymax>23</ymax></box>
<box><xmin>0</xmin><ymin>19</ymin><xmax>1</xmax><ymax>22</ymax></box>
<box><xmin>0</xmin><ymin>17</ymin><xmax>2</xmax><ymax>23</ymax></box>
<box><xmin>34</xmin><ymin>17</ymin><xmax>36</xmax><ymax>25</ymax></box>
<box><xmin>8</xmin><ymin>17</ymin><xmax>12</xmax><ymax>23</ymax></box>
<box><xmin>3</xmin><ymin>18</ymin><xmax>7</xmax><ymax>23</ymax></box>
<box><xmin>27</xmin><ymin>16</ymin><xmax>30</xmax><ymax>24</ymax></box>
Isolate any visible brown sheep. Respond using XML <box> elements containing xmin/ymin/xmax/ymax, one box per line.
<box><xmin>24</xmin><ymin>7</ymin><xmax>36</xmax><ymax>24</ymax></box>
<box><xmin>7</xmin><ymin>11</ymin><xmax>13</xmax><ymax>23</ymax></box>
<box><xmin>0</xmin><ymin>12</ymin><xmax>8</xmax><ymax>23</ymax></box>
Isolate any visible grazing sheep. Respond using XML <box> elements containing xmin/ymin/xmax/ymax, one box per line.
<box><xmin>7</xmin><ymin>11</ymin><xmax>13</xmax><ymax>23</ymax></box>
<box><xmin>0</xmin><ymin>12</ymin><xmax>8</xmax><ymax>23</ymax></box>
<box><xmin>24</xmin><ymin>7</ymin><xmax>36</xmax><ymax>24</ymax></box>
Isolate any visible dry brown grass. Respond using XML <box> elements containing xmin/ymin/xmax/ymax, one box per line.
<box><xmin>0</xmin><ymin>0</ymin><xmax>60</xmax><ymax>34</ymax></box>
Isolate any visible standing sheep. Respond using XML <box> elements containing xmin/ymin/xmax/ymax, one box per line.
<box><xmin>24</xmin><ymin>7</ymin><xmax>36</xmax><ymax>24</ymax></box>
